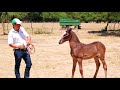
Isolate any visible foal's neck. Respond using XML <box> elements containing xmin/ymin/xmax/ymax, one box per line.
<box><xmin>69</xmin><ymin>31</ymin><xmax>82</xmax><ymax>49</ymax></box>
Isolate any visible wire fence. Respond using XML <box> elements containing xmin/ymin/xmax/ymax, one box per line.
<box><xmin>0</xmin><ymin>22</ymin><xmax>62</xmax><ymax>35</ymax></box>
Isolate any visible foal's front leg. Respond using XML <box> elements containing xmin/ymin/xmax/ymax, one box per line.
<box><xmin>71</xmin><ymin>58</ymin><xmax>77</xmax><ymax>78</ymax></box>
<box><xmin>78</xmin><ymin>58</ymin><xmax>84</xmax><ymax>78</ymax></box>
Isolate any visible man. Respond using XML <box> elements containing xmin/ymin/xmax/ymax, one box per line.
<box><xmin>8</xmin><ymin>18</ymin><xmax>32</xmax><ymax>78</ymax></box>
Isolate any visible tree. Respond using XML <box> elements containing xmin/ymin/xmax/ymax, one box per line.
<box><xmin>0</xmin><ymin>12</ymin><xmax>7</xmax><ymax>35</ymax></box>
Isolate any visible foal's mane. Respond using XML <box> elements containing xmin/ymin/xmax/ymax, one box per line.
<box><xmin>70</xmin><ymin>30</ymin><xmax>80</xmax><ymax>43</ymax></box>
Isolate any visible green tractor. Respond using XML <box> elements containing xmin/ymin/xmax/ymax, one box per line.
<box><xmin>59</xmin><ymin>18</ymin><xmax>81</xmax><ymax>30</ymax></box>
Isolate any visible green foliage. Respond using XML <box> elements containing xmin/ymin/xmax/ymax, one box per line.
<box><xmin>0</xmin><ymin>12</ymin><xmax>120</xmax><ymax>23</ymax></box>
<box><xmin>41</xmin><ymin>12</ymin><xmax>68</xmax><ymax>22</ymax></box>
<box><xmin>25</xmin><ymin>12</ymin><xmax>42</xmax><ymax>22</ymax></box>
<box><xmin>7</xmin><ymin>12</ymin><xmax>28</xmax><ymax>20</ymax></box>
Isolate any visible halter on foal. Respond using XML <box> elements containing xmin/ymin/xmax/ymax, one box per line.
<box><xmin>59</xmin><ymin>28</ymin><xmax>107</xmax><ymax>78</ymax></box>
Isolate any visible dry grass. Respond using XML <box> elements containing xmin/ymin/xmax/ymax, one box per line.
<box><xmin>0</xmin><ymin>22</ymin><xmax>120</xmax><ymax>78</ymax></box>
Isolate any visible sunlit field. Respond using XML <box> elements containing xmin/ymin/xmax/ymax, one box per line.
<box><xmin>0</xmin><ymin>22</ymin><xmax>120</xmax><ymax>78</ymax></box>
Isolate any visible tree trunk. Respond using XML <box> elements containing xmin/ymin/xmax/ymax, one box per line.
<box><xmin>104</xmin><ymin>22</ymin><xmax>109</xmax><ymax>31</ymax></box>
<box><xmin>117</xmin><ymin>22</ymin><xmax>120</xmax><ymax>30</ymax></box>
<box><xmin>31</xmin><ymin>22</ymin><xmax>33</xmax><ymax>35</ymax></box>
<box><xmin>2</xmin><ymin>22</ymin><xmax>6</xmax><ymax>35</ymax></box>
<box><xmin>113</xmin><ymin>22</ymin><xmax>116</xmax><ymax>30</ymax></box>
<box><xmin>7</xmin><ymin>23</ymin><xmax>9</xmax><ymax>33</ymax></box>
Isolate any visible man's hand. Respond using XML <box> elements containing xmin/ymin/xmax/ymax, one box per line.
<box><xmin>27</xmin><ymin>41</ymin><xmax>31</xmax><ymax>46</ymax></box>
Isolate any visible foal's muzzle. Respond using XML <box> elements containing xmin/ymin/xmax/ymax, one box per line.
<box><xmin>59</xmin><ymin>39</ymin><xmax>64</xmax><ymax>44</ymax></box>
<box><xmin>59</xmin><ymin>40</ymin><xmax>62</xmax><ymax>44</ymax></box>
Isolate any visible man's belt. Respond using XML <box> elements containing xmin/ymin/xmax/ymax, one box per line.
<box><xmin>14</xmin><ymin>48</ymin><xmax>27</xmax><ymax>51</ymax></box>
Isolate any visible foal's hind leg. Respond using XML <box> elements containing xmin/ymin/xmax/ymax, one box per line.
<box><xmin>100</xmin><ymin>56</ymin><xmax>107</xmax><ymax>78</ymax></box>
<box><xmin>93</xmin><ymin>57</ymin><xmax>100</xmax><ymax>78</ymax></box>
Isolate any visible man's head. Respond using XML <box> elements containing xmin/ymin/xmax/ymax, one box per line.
<box><xmin>12</xmin><ymin>18</ymin><xmax>22</xmax><ymax>31</ymax></box>
<box><xmin>12</xmin><ymin>18</ymin><xmax>22</xmax><ymax>25</ymax></box>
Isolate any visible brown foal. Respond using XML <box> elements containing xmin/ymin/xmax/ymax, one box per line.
<box><xmin>59</xmin><ymin>28</ymin><xmax>107</xmax><ymax>78</ymax></box>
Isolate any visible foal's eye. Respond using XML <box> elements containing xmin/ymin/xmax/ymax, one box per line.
<box><xmin>63</xmin><ymin>34</ymin><xmax>69</xmax><ymax>38</ymax></box>
<box><xmin>63</xmin><ymin>34</ymin><xmax>66</xmax><ymax>36</ymax></box>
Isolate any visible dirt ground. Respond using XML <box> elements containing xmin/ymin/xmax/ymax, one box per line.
<box><xmin>0</xmin><ymin>23</ymin><xmax>120</xmax><ymax>78</ymax></box>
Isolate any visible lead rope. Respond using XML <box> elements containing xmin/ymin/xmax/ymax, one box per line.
<box><xmin>26</xmin><ymin>44</ymin><xmax>39</xmax><ymax>78</ymax></box>
<box><xmin>27</xmin><ymin>44</ymin><xmax>35</xmax><ymax>54</ymax></box>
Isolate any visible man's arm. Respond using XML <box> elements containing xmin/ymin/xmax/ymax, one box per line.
<box><xmin>21</xmin><ymin>27</ymin><xmax>31</xmax><ymax>46</ymax></box>
<box><xmin>26</xmin><ymin>36</ymin><xmax>31</xmax><ymax>46</ymax></box>
<box><xmin>9</xmin><ymin>44</ymin><xmax>25</xmax><ymax>49</ymax></box>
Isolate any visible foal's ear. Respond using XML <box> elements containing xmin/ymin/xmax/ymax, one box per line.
<box><xmin>67</xmin><ymin>28</ymin><xmax>72</xmax><ymax>33</ymax></box>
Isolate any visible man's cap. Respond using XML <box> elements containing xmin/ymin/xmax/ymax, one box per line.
<box><xmin>12</xmin><ymin>18</ymin><xmax>22</xmax><ymax>25</ymax></box>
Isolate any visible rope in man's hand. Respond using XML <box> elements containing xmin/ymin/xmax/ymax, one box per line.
<box><xmin>27</xmin><ymin>44</ymin><xmax>35</xmax><ymax>54</ymax></box>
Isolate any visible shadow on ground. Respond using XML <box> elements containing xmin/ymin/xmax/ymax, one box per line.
<box><xmin>88</xmin><ymin>29</ymin><xmax>120</xmax><ymax>37</ymax></box>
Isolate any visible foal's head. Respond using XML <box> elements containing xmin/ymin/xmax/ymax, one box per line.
<box><xmin>59</xmin><ymin>28</ymin><xmax>72</xmax><ymax>44</ymax></box>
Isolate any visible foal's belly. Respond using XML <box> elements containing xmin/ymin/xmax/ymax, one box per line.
<box><xmin>72</xmin><ymin>51</ymin><xmax>99</xmax><ymax>60</ymax></box>
<box><xmin>82</xmin><ymin>52</ymin><xmax>99</xmax><ymax>60</ymax></box>
<box><xmin>81</xmin><ymin>45</ymin><xmax>99</xmax><ymax>59</ymax></box>
<box><xmin>82</xmin><ymin>54</ymin><xmax>95</xmax><ymax>59</ymax></box>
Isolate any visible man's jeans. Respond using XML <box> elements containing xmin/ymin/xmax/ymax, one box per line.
<box><xmin>14</xmin><ymin>49</ymin><xmax>32</xmax><ymax>78</ymax></box>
